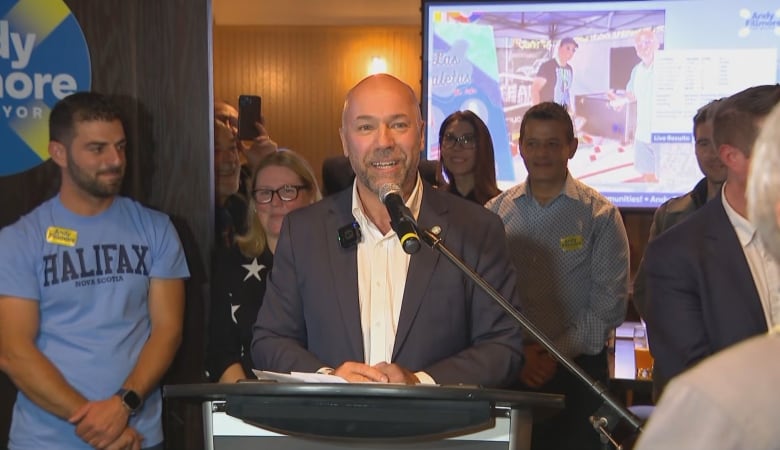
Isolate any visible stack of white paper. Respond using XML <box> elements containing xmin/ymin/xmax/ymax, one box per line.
<box><xmin>251</xmin><ymin>369</ymin><xmax>347</xmax><ymax>383</ymax></box>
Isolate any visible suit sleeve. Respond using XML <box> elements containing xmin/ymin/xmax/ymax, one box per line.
<box><xmin>644</xmin><ymin>235</ymin><xmax>711</xmax><ymax>389</ymax></box>
<box><xmin>251</xmin><ymin>216</ymin><xmax>324</xmax><ymax>372</ymax></box>
<box><xmin>633</xmin><ymin>203</ymin><xmax>669</xmax><ymax>319</ymax></box>
<box><xmin>422</xmin><ymin>213</ymin><xmax>525</xmax><ymax>388</ymax></box>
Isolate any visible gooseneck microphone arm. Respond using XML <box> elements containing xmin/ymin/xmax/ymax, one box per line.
<box><xmin>418</xmin><ymin>227</ymin><xmax>643</xmax><ymax>449</ymax></box>
<box><xmin>379</xmin><ymin>183</ymin><xmax>421</xmax><ymax>255</ymax></box>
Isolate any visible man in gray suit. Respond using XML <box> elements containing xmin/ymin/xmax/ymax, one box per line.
<box><xmin>252</xmin><ymin>74</ymin><xmax>523</xmax><ymax>387</ymax></box>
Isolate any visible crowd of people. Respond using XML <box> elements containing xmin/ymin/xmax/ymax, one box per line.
<box><xmin>1</xmin><ymin>67</ymin><xmax>779</xmax><ymax>450</ymax></box>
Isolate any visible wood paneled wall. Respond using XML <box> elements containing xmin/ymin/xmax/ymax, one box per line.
<box><xmin>213</xmin><ymin>25</ymin><xmax>421</xmax><ymax>185</ymax></box>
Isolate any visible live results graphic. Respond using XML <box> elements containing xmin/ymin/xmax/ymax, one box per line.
<box><xmin>0</xmin><ymin>0</ymin><xmax>90</xmax><ymax>176</ymax></box>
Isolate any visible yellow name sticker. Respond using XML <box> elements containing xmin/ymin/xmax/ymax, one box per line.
<box><xmin>46</xmin><ymin>226</ymin><xmax>78</xmax><ymax>247</ymax></box>
<box><xmin>560</xmin><ymin>235</ymin><xmax>583</xmax><ymax>252</ymax></box>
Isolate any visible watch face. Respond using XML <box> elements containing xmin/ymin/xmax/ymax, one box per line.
<box><xmin>122</xmin><ymin>390</ymin><xmax>142</xmax><ymax>410</ymax></box>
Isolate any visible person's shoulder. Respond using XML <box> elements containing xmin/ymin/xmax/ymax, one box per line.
<box><xmin>660</xmin><ymin>195</ymin><xmax>721</xmax><ymax>237</ymax></box>
<box><xmin>676</xmin><ymin>333</ymin><xmax>780</xmax><ymax>394</ymax></box>
<box><xmin>0</xmin><ymin>197</ymin><xmax>57</xmax><ymax>240</ymax></box>
<box><xmin>484</xmin><ymin>183</ymin><xmax>524</xmax><ymax>212</ymax></box>
<box><xmin>113</xmin><ymin>197</ymin><xmax>178</xmax><ymax>237</ymax></box>
<box><xmin>116</xmin><ymin>196</ymin><xmax>168</xmax><ymax>218</ymax></box>
<box><xmin>322</xmin><ymin>156</ymin><xmax>355</xmax><ymax>196</ymax></box>
<box><xmin>430</xmin><ymin>185</ymin><xmax>482</xmax><ymax>208</ymax></box>
<box><xmin>651</xmin><ymin>191</ymin><xmax>698</xmax><ymax>231</ymax></box>
<box><xmin>287</xmin><ymin>189</ymin><xmax>348</xmax><ymax>224</ymax></box>
<box><xmin>322</xmin><ymin>155</ymin><xmax>351</xmax><ymax>169</ymax></box>
<box><xmin>429</xmin><ymin>186</ymin><xmax>491</xmax><ymax>213</ymax></box>
<box><xmin>536</xmin><ymin>58</ymin><xmax>556</xmax><ymax>74</ymax></box>
<box><xmin>567</xmin><ymin>177</ymin><xmax>619</xmax><ymax>213</ymax></box>
<box><xmin>418</xmin><ymin>159</ymin><xmax>439</xmax><ymax>186</ymax></box>
<box><xmin>645</xmin><ymin>202</ymin><xmax>718</xmax><ymax>260</ymax></box>
<box><xmin>660</xmin><ymin>187</ymin><xmax>700</xmax><ymax>213</ymax></box>
<box><xmin>428</xmin><ymin>187</ymin><xmax>504</xmax><ymax>232</ymax></box>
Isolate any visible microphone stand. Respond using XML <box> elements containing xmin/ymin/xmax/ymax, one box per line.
<box><xmin>418</xmin><ymin>227</ymin><xmax>643</xmax><ymax>449</ymax></box>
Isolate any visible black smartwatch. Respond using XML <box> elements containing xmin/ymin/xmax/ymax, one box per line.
<box><xmin>116</xmin><ymin>388</ymin><xmax>142</xmax><ymax>414</ymax></box>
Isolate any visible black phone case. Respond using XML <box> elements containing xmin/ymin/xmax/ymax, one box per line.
<box><xmin>238</xmin><ymin>95</ymin><xmax>261</xmax><ymax>140</ymax></box>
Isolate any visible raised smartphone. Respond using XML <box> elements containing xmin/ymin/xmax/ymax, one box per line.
<box><xmin>237</xmin><ymin>94</ymin><xmax>261</xmax><ymax>140</ymax></box>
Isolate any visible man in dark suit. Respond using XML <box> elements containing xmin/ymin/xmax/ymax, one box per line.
<box><xmin>252</xmin><ymin>74</ymin><xmax>523</xmax><ymax>387</ymax></box>
<box><xmin>644</xmin><ymin>84</ymin><xmax>780</xmax><ymax>394</ymax></box>
<box><xmin>634</xmin><ymin>100</ymin><xmax>780</xmax><ymax>450</ymax></box>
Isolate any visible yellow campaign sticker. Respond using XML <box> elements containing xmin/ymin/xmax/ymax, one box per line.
<box><xmin>560</xmin><ymin>235</ymin><xmax>583</xmax><ymax>252</ymax></box>
<box><xmin>46</xmin><ymin>226</ymin><xmax>78</xmax><ymax>247</ymax></box>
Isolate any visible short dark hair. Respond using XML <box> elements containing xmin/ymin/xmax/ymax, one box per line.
<box><xmin>713</xmin><ymin>84</ymin><xmax>780</xmax><ymax>157</ymax></box>
<box><xmin>560</xmin><ymin>37</ymin><xmax>578</xmax><ymax>49</ymax></box>
<box><xmin>49</xmin><ymin>92</ymin><xmax>123</xmax><ymax>146</ymax></box>
<box><xmin>692</xmin><ymin>98</ymin><xmax>722</xmax><ymax>135</ymax></box>
<box><xmin>519</xmin><ymin>102</ymin><xmax>575</xmax><ymax>142</ymax></box>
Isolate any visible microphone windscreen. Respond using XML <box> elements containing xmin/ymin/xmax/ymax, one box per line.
<box><xmin>379</xmin><ymin>183</ymin><xmax>402</xmax><ymax>202</ymax></box>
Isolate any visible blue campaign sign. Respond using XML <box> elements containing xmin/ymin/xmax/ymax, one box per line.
<box><xmin>0</xmin><ymin>0</ymin><xmax>91</xmax><ymax>177</ymax></box>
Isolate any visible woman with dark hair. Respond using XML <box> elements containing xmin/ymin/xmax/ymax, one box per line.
<box><xmin>437</xmin><ymin>110</ymin><xmax>501</xmax><ymax>204</ymax></box>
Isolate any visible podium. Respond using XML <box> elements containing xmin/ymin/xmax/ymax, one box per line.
<box><xmin>164</xmin><ymin>382</ymin><xmax>563</xmax><ymax>450</ymax></box>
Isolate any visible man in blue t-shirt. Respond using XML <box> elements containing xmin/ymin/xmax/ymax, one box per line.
<box><xmin>0</xmin><ymin>92</ymin><xmax>189</xmax><ymax>450</ymax></box>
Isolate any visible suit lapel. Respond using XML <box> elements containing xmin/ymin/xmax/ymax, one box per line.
<box><xmin>706</xmin><ymin>199</ymin><xmax>766</xmax><ymax>327</ymax></box>
<box><xmin>393</xmin><ymin>185</ymin><xmax>447</xmax><ymax>360</ymax></box>
<box><xmin>326</xmin><ymin>191</ymin><xmax>365</xmax><ymax>360</ymax></box>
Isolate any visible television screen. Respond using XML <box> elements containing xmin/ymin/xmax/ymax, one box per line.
<box><xmin>422</xmin><ymin>0</ymin><xmax>780</xmax><ymax>208</ymax></box>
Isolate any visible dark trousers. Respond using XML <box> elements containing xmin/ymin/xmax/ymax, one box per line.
<box><xmin>516</xmin><ymin>348</ymin><xmax>609</xmax><ymax>450</ymax></box>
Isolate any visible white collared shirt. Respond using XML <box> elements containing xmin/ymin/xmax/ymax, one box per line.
<box><xmin>722</xmin><ymin>183</ymin><xmax>780</xmax><ymax>328</ymax></box>
<box><xmin>351</xmin><ymin>177</ymin><xmax>422</xmax><ymax>366</ymax></box>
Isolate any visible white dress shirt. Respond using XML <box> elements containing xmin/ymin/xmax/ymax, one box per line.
<box><xmin>722</xmin><ymin>183</ymin><xmax>780</xmax><ymax>328</ymax></box>
<box><xmin>350</xmin><ymin>176</ymin><xmax>434</xmax><ymax>383</ymax></box>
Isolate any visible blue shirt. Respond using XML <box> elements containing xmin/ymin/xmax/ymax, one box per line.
<box><xmin>486</xmin><ymin>175</ymin><xmax>629</xmax><ymax>357</ymax></box>
<box><xmin>0</xmin><ymin>195</ymin><xmax>189</xmax><ymax>450</ymax></box>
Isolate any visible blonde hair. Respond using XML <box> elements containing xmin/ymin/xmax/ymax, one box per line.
<box><xmin>236</xmin><ymin>149</ymin><xmax>322</xmax><ymax>258</ymax></box>
<box><xmin>747</xmin><ymin>102</ymin><xmax>780</xmax><ymax>261</ymax></box>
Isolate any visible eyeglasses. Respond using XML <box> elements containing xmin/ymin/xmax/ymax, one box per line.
<box><xmin>441</xmin><ymin>133</ymin><xmax>476</xmax><ymax>149</ymax></box>
<box><xmin>252</xmin><ymin>184</ymin><xmax>309</xmax><ymax>204</ymax></box>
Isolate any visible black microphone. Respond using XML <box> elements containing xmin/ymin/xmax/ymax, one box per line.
<box><xmin>379</xmin><ymin>183</ymin><xmax>421</xmax><ymax>254</ymax></box>
<box><xmin>337</xmin><ymin>221</ymin><xmax>362</xmax><ymax>249</ymax></box>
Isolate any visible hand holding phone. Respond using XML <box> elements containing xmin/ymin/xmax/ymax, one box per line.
<box><xmin>238</xmin><ymin>94</ymin><xmax>262</xmax><ymax>141</ymax></box>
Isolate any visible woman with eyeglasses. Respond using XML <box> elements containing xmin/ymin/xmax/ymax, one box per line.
<box><xmin>206</xmin><ymin>149</ymin><xmax>322</xmax><ymax>383</ymax></box>
<box><xmin>437</xmin><ymin>110</ymin><xmax>501</xmax><ymax>205</ymax></box>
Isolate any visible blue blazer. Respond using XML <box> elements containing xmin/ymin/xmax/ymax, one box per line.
<box><xmin>251</xmin><ymin>182</ymin><xmax>524</xmax><ymax>388</ymax></box>
<box><xmin>644</xmin><ymin>194</ymin><xmax>766</xmax><ymax>388</ymax></box>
